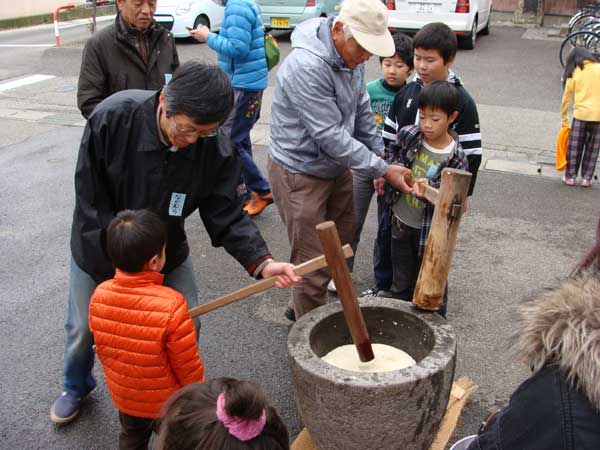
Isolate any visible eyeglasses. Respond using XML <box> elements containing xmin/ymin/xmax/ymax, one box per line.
<box><xmin>169</xmin><ymin>116</ymin><xmax>219</xmax><ymax>138</ymax></box>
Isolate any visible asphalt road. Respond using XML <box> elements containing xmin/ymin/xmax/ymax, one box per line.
<box><xmin>0</xmin><ymin>16</ymin><xmax>598</xmax><ymax>450</ymax></box>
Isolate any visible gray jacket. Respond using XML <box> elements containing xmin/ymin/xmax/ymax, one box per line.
<box><xmin>268</xmin><ymin>17</ymin><xmax>387</xmax><ymax>179</ymax></box>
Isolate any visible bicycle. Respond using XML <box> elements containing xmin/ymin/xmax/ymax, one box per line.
<box><xmin>560</xmin><ymin>30</ymin><xmax>600</xmax><ymax>67</ymax></box>
<box><xmin>568</xmin><ymin>0</ymin><xmax>600</xmax><ymax>34</ymax></box>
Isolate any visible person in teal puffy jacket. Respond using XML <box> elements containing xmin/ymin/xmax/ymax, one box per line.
<box><xmin>191</xmin><ymin>0</ymin><xmax>273</xmax><ymax>216</ymax></box>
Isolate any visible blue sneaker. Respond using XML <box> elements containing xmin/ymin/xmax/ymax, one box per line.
<box><xmin>50</xmin><ymin>392</ymin><xmax>81</xmax><ymax>424</ymax></box>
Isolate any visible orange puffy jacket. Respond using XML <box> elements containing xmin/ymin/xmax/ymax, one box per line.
<box><xmin>89</xmin><ymin>270</ymin><xmax>205</xmax><ymax>419</ymax></box>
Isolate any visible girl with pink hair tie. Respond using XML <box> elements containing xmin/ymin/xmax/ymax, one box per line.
<box><xmin>155</xmin><ymin>378</ymin><xmax>289</xmax><ymax>450</ymax></box>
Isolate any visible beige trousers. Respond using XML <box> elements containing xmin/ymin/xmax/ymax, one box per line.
<box><xmin>268</xmin><ymin>159</ymin><xmax>355</xmax><ymax>318</ymax></box>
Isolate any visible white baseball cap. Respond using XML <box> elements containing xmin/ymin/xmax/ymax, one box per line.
<box><xmin>337</xmin><ymin>0</ymin><xmax>395</xmax><ymax>57</ymax></box>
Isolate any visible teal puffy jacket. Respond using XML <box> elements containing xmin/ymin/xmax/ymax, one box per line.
<box><xmin>207</xmin><ymin>0</ymin><xmax>267</xmax><ymax>91</ymax></box>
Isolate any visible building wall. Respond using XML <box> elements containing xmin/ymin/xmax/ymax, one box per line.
<box><xmin>0</xmin><ymin>0</ymin><xmax>585</xmax><ymax>21</ymax></box>
<box><xmin>0</xmin><ymin>0</ymin><xmax>82</xmax><ymax>20</ymax></box>
<box><xmin>492</xmin><ymin>0</ymin><xmax>583</xmax><ymax>15</ymax></box>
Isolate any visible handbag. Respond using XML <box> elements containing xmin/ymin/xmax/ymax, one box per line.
<box><xmin>251</xmin><ymin>0</ymin><xmax>280</xmax><ymax>71</ymax></box>
<box><xmin>264</xmin><ymin>33</ymin><xmax>280</xmax><ymax>71</ymax></box>
<box><xmin>555</xmin><ymin>126</ymin><xmax>570</xmax><ymax>171</ymax></box>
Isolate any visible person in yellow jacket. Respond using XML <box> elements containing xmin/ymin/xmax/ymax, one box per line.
<box><xmin>560</xmin><ymin>48</ymin><xmax>600</xmax><ymax>187</ymax></box>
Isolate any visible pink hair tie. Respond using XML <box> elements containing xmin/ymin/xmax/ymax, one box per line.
<box><xmin>216</xmin><ymin>393</ymin><xmax>267</xmax><ymax>442</ymax></box>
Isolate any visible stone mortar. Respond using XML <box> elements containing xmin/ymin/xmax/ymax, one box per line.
<box><xmin>288</xmin><ymin>296</ymin><xmax>457</xmax><ymax>450</ymax></box>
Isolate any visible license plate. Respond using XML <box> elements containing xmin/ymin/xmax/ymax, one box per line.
<box><xmin>416</xmin><ymin>3</ymin><xmax>434</xmax><ymax>13</ymax></box>
<box><xmin>271</xmin><ymin>17</ymin><xmax>289</xmax><ymax>28</ymax></box>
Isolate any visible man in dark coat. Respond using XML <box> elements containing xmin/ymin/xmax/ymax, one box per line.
<box><xmin>51</xmin><ymin>62</ymin><xmax>299</xmax><ymax>424</ymax></box>
<box><xmin>77</xmin><ymin>0</ymin><xmax>179</xmax><ymax>119</ymax></box>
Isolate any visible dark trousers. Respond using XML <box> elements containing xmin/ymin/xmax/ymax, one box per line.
<box><xmin>118</xmin><ymin>412</ymin><xmax>158</xmax><ymax>450</ymax></box>
<box><xmin>391</xmin><ymin>219</ymin><xmax>447</xmax><ymax>317</ymax></box>
<box><xmin>373</xmin><ymin>199</ymin><xmax>393</xmax><ymax>291</ymax></box>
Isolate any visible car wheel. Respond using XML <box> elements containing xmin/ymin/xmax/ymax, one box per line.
<box><xmin>461</xmin><ymin>17</ymin><xmax>477</xmax><ymax>50</ymax></box>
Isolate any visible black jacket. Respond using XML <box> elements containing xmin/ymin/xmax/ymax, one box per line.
<box><xmin>77</xmin><ymin>14</ymin><xmax>179</xmax><ymax>119</ymax></box>
<box><xmin>470</xmin><ymin>365</ymin><xmax>600</xmax><ymax>450</ymax></box>
<box><xmin>71</xmin><ymin>89</ymin><xmax>271</xmax><ymax>282</ymax></box>
<box><xmin>469</xmin><ymin>274</ymin><xmax>600</xmax><ymax>450</ymax></box>
<box><xmin>382</xmin><ymin>73</ymin><xmax>482</xmax><ymax>195</ymax></box>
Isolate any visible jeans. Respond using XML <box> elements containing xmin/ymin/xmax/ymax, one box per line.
<box><xmin>221</xmin><ymin>89</ymin><xmax>270</xmax><ymax>196</ymax></box>
<box><xmin>63</xmin><ymin>256</ymin><xmax>200</xmax><ymax>398</ymax></box>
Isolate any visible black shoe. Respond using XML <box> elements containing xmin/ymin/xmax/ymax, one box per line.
<box><xmin>284</xmin><ymin>307</ymin><xmax>296</xmax><ymax>322</ymax></box>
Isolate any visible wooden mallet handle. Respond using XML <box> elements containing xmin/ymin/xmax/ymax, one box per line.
<box><xmin>188</xmin><ymin>244</ymin><xmax>354</xmax><ymax>318</ymax></box>
<box><xmin>316</xmin><ymin>221</ymin><xmax>374</xmax><ymax>362</ymax></box>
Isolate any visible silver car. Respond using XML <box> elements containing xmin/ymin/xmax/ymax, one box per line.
<box><xmin>257</xmin><ymin>0</ymin><xmax>341</xmax><ymax>30</ymax></box>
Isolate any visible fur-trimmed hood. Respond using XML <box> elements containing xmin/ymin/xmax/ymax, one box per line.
<box><xmin>513</xmin><ymin>272</ymin><xmax>600</xmax><ymax>410</ymax></box>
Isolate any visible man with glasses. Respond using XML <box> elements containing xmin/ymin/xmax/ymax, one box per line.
<box><xmin>77</xmin><ymin>0</ymin><xmax>179</xmax><ymax>119</ymax></box>
<box><xmin>51</xmin><ymin>62</ymin><xmax>299</xmax><ymax>425</ymax></box>
<box><xmin>268</xmin><ymin>0</ymin><xmax>413</xmax><ymax>321</ymax></box>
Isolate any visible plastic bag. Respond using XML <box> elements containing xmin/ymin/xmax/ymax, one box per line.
<box><xmin>264</xmin><ymin>34</ymin><xmax>280</xmax><ymax>71</ymax></box>
<box><xmin>555</xmin><ymin>126</ymin><xmax>570</xmax><ymax>171</ymax></box>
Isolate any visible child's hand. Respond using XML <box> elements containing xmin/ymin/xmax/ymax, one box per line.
<box><xmin>412</xmin><ymin>178</ymin><xmax>429</xmax><ymax>198</ymax></box>
<box><xmin>261</xmin><ymin>262</ymin><xmax>301</xmax><ymax>288</ymax></box>
<box><xmin>373</xmin><ymin>177</ymin><xmax>385</xmax><ymax>196</ymax></box>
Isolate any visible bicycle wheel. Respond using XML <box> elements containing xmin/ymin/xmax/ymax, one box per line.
<box><xmin>560</xmin><ymin>31</ymin><xmax>600</xmax><ymax>67</ymax></box>
<box><xmin>569</xmin><ymin>12</ymin><xmax>591</xmax><ymax>33</ymax></box>
<box><xmin>580</xmin><ymin>18</ymin><xmax>600</xmax><ymax>34</ymax></box>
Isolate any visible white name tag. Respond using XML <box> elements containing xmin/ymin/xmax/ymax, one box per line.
<box><xmin>169</xmin><ymin>192</ymin><xmax>186</xmax><ymax>217</ymax></box>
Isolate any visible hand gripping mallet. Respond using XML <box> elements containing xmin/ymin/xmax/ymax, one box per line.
<box><xmin>188</xmin><ymin>244</ymin><xmax>354</xmax><ymax>318</ymax></box>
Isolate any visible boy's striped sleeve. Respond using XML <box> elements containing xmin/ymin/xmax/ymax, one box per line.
<box><xmin>455</xmin><ymin>95</ymin><xmax>482</xmax><ymax>157</ymax></box>
<box><xmin>382</xmin><ymin>94</ymin><xmax>401</xmax><ymax>150</ymax></box>
<box><xmin>454</xmin><ymin>91</ymin><xmax>482</xmax><ymax>195</ymax></box>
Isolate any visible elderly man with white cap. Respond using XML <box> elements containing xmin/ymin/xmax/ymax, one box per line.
<box><xmin>267</xmin><ymin>0</ymin><xmax>413</xmax><ymax>320</ymax></box>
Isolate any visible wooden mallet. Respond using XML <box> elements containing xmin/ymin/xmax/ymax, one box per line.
<box><xmin>188</xmin><ymin>244</ymin><xmax>354</xmax><ymax>318</ymax></box>
<box><xmin>316</xmin><ymin>221</ymin><xmax>374</xmax><ymax>362</ymax></box>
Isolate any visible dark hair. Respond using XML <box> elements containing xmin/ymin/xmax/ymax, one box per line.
<box><xmin>563</xmin><ymin>47</ymin><xmax>600</xmax><ymax>86</ymax></box>
<box><xmin>106</xmin><ymin>209</ymin><xmax>167</xmax><ymax>273</ymax></box>
<box><xmin>418</xmin><ymin>80</ymin><xmax>460</xmax><ymax>117</ymax></box>
<box><xmin>163</xmin><ymin>61</ymin><xmax>234</xmax><ymax>125</ymax></box>
<box><xmin>380</xmin><ymin>32</ymin><xmax>414</xmax><ymax>68</ymax></box>
<box><xmin>155</xmin><ymin>378</ymin><xmax>290</xmax><ymax>450</ymax></box>
<box><xmin>413</xmin><ymin>22</ymin><xmax>457</xmax><ymax>64</ymax></box>
<box><xmin>572</xmin><ymin>217</ymin><xmax>600</xmax><ymax>276</ymax></box>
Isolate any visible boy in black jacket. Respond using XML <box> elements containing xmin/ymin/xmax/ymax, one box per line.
<box><xmin>382</xmin><ymin>22</ymin><xmax>481</xmax><ymax>191</ymax></box>
<box><xmin>370</xmin><ymin>22</ymin><xmax>481</xmax><ymax>300</ymax></box>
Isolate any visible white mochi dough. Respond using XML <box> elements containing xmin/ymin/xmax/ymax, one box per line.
<box><xmin>322</xmin><ymin>343</ymin><xmax>416</xmax><ymax>373</ymax></box>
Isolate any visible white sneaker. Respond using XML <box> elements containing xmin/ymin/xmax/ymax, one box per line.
<box><xmin>327</xmin><ymin>279</ymin><xmax>337</xmax><ymax>293</ymax></box>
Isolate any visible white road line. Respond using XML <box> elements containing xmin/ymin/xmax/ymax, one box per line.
<box><xmin>0</xmin><ymin>74</ymin><xmax>56</xmax><ymax>93</ymax></box>
<box><xmin>0</xmin><ymin>44</ymin><xmax>54</xmax><ymax>48</ymax></box>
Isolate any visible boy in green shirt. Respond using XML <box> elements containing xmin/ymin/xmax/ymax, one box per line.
<box><xmin>367</xmin><ymin>33</ymin><xmax>414</xmax><ymax>134</ymax></box>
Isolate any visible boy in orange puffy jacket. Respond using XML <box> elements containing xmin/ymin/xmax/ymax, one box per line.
<box><xmin>89</xmin><ymin>209</ymin><xmax>205</xmax><ymax>450</ymax></box>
